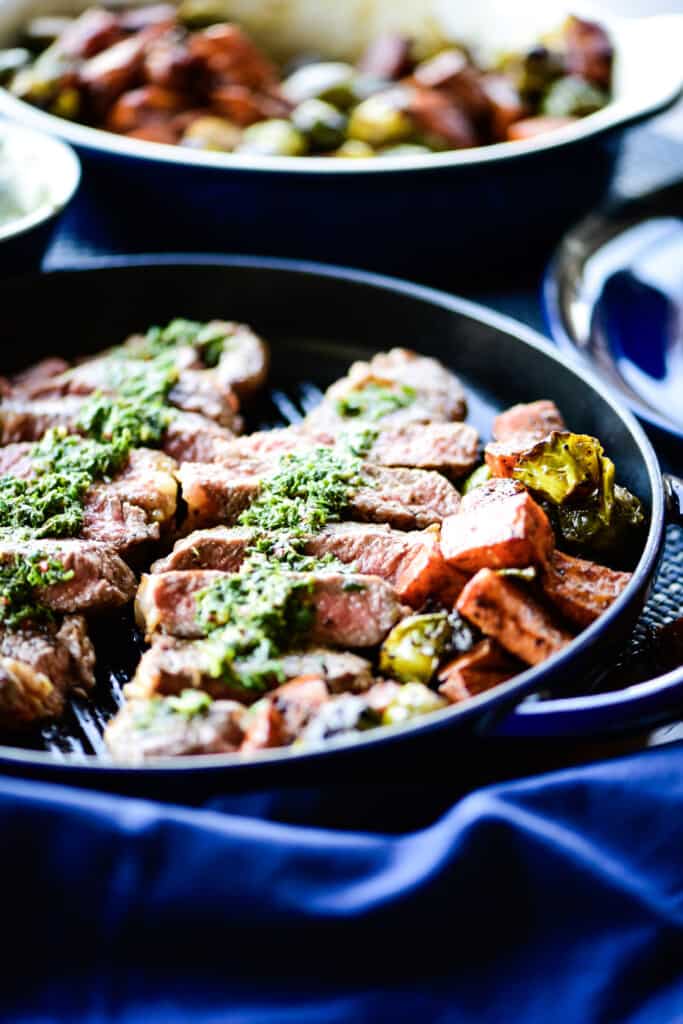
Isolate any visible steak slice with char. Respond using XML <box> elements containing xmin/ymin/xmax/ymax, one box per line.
<box><xmin>0</xmin><ymin>396</ymin><xmax>237</xmax><ymax>460</ymax></box>
<box><xmin>135</xmin><ymin>569</ymin><xmax>406</xmax><ymax>646</ymax></box>
<box><xmin>0</xmin><ymin>539</ymin><xmax>136</xmax><ymax>612</ymax></box>
<box><xmin>176</xmin><ymin>461</ymin><xmax>461</xmax><ymax>533</ymax></box>
<box><xmin>125</xmin><ymin>637</ymin><xmax>374</xmax><ymax>701</ymax></box>
<box><xmin>105</xmin><ymin>696</ymin><xmax>246</xmax><ymax>763</ymax></box>
<box><xmin>0</xmin><ymin>616</ymin><xmax>95</xmax><ymax>729</ymax></box>
<box><xmin>152</xmin><ymin>521</ymin><xmax>464</xmax><ymax>607</ymax></box>
<box><xmin>0</xmin><ymin>446</ymin><xmax>178</xmax><ymax>556</ymax></box>
<box><xmin>81</xmin><ymin>448</ymin><xmax>178</xmax><ymax>554</ymax></box>
<box><xmin>304</xmin><ymin>348</ymin><xmax>467</xmax><ymax>431</ymax></box>
<box><xmin>209</xmin><ymin>421</ymin><xmax>479</xmax><ymax>477</ymax></box>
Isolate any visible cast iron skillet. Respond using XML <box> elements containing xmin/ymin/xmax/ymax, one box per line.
<box><xmin>0</xmin><ymin>256</ymin><xmax>679</xmax><ymax>793</ymax></box>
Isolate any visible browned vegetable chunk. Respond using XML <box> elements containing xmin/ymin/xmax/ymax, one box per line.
<box><xmin>456</xmin><ymin>569</ymin><xmax>573</xmax><ymax>666</ymax></box>
<box><xmin>542</xmin><ymin>549</ymin><xmax>631</xmax><ymax>628</ymax></box>
<box><xmin>407</xmin><ymin>85</ymin><xmax>477</xmax><ymax>148</ymax></box>
<box><xmin>564</xmin><ymin>16</ymin><xmax>613</xmax><ymax>89</ymax></box>
<box><xmin>492</xmin><ymin>400</ymin><xmax>566</xmax><ymax>444</ymax></box>
<box><xmin>507</xmin><ymin>115</ymin><xmax>577</xmax><ymax>141</ymax></box>
<box><xmin>438</xmin><ymin>638</ymin><xmax>518</xmax><ymax>702</ymax></box>
<box><xmin>240</xmin><ymin>675</ymin><xmax>330</xmax><ymax>752</ymax></box>
<box><xmin>440</xmin><ymin>478</ymin><xmax>554</xmax><ymax>572</ymax></box>
<box><xmin>359</xmin><ymin>34</ymin><xmax>412</xmax><ymax>79</ymax></box>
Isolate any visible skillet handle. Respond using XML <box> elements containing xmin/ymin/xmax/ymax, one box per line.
<box><xmin>664</xmin><ymin>474</ymin><xmax>683</xmax><ymax>526</ymax></box>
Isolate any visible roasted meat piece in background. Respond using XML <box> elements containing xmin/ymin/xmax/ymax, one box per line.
<box><xmin>0</xmin><ymin>615</ymin><xmax>95</xmax><ymax>729</ymax></box>
<box><xmin>304</xmin><ymin>348</ymin><xmax>467</xmax><ymax>432</ymax></box>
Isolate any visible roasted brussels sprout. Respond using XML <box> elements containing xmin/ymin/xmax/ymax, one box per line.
<box><xmin>281</xmin><ymin>62</ymin><xmax>357</xmax><ymax>108</ymax></box>
<box><xmin>236</xmin><ymin>119</ymin><xmax>308</xmax><ymax>157</ymax></box>
<box><xmin>462</xmin><ymin>464</ymin><xmax>492</xmax><ymax>494</ymax></box>
<box><xmin>177</xmin><ymin>0</ymin><xmax>231</xmax><ymax>29</ymax></box>
<box><xmin>347</xmin><ymin>89</ymin><xmax>414</xmax><ymax>146</ymax></box>
<box><xmin>9</xmin><ymin>44</ymin><xmax>71</xmax><ymax>105</ymax></box>
<box><xmin>542</xmin><ymin>75</ymin><xmax>608</xmax><ymax>117</ymax></box>
<box><xmin>380</xmin><ymin>613</ymin><xmax>452</xmax><ymax>684</ymax></box>
<box><xmin>332</xmin><ymin>140</ymin><xmax>376</xmax><ymax>158</ymax></box>
<box><xmin>291</xmin><ymin>98</ymin><xmax>347</xmax><ymax>150</ymax></box>
<box><xmin>349</xmin><ymin>92</ymin><xmax>415</xmax><ymax>145</ymax></box>
<box><xmin>379</xmin><ymin>143</ymin><xmax>432</xmax><ymax>157</ymax></box>
<box><xmin>514</xmin><ymin>432</ymin><xmax>644</xmax><ymax>559</ymax></box>
<box><xmin>50</xmin><ymin>86</ymin><xmax>81</xmax><ymax>120</ymax></box>
<box><xmin>182</xmin><ymin>116</ymin><xmax>241</xmax><ymax>152</ymax></box>
<box><xmin>382</xmin><ymin>682</ymin><xmax>447</xmax><ymax>726</ymax></box>
<box><xmin>514</xmin><ymin>432</ymin><xmax>610</xmax><ymax>506</ymax></box>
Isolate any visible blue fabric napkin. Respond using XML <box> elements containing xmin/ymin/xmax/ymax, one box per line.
<box><xmin>4</xmin><ymin>743</ymin><xmax>683</xmax><ymax>1023</ymax></box>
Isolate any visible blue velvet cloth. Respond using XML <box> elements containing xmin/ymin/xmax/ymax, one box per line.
<box><xmin>4</xmin><ymin>744</ymin><xmax>683</xmax><ymax>1023</ymax></box>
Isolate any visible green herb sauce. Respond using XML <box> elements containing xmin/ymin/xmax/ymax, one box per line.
<box><xmin>336</xmin><ymin>382</ymin><xmax>416</xmax><ymax>422</ymax></box>
<box><xmin>133</xmin><ymin>688</ymin><xmax>213</xmax><ymax>731</ymax></box>
<box><xmin>195</xmin><ymin>567</ymin><xmax>315</xmax><ymax>690</ymax></box>
<box><xmin>0</xmin><ymin>553</ymin><xmax>73</xmax><ymax>628</ymax></box>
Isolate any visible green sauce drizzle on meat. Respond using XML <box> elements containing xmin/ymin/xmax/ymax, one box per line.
<box><xmin>0</xmin><ymin>553</ymin><xmax>74</xmax><ymax>628</ymax></box>
<box><xmin>195</xmin><ymin>567</ymin><xmax>315</xmax><ymax>690</ymax></box>
<box><xmin>336</xmin><ymin>381</ymin><xmax>416</xmax><ymax>422</ymax></box>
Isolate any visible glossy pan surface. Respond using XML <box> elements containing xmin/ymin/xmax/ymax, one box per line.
<box><xmin>0</xmin><ymin>257</ymin><xmax>667</xmax><ymax>785</ymax></box>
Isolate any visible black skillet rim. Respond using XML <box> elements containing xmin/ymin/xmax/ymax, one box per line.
<box><xmin>0</xmin><ymin>254</ymin><xmax>666</xmax><ymax>773</ymax></box>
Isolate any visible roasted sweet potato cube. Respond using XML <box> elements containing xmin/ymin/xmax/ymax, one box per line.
<box><xmin>492</xmin><ymin>400</ymin><xmax>566</xmax><ymax>443</ymax></box>
<box><xmin>438</xmin><ymin>638</ymin><xmax>517</xmax><ymax>702</ymax></box>
<box><xmin>440</xmin><ymin>479</ymin><xmax>554</xmax><ymax>572</ymax></box>
<box><xmin>240</xmin><ymin>675</ymin><xmax>329</xmax><ymax>751</ymax></box>
<box><xmin>456</xmin><ymin>569</ymin><xmax>573</xmax><ymax>666</ymax></box>
<box><xmin>542</xmin><ymin>550</ymin><xmax>631</xmax><ymax>628</ymax></box>
<box><xmin>506</xmin><ymin>116</ymin><xmax>577</xmax><ymax>141</ymax></box>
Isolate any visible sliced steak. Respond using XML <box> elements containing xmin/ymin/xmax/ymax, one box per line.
<box><xmin>105</xmin><ymin>696</ymin><xmax>246</xmax><ymax>763</ymax></box>
<box><xmin>151</xmin><ymin>525</ymin><xmax>254</xmax><ymax>574</ymax></box>
<box><xmin>0</xmin><ymin>539</ymin><xmax>136</xmax><ymax>613</ymax></box>
<box><xmin>438</xmin><ymin>638</ymin><xmax>518</xmax><ymax>703</ymax></box>
<box><xmin>209</xmin><ymin>421</ymin><xmax>479</xmax><ymax>477</ymax></box>
<box><xmin>441</xmin><ymin>478</ymin><xmax>554</xmax><ymax>572</ymax></box>
<box><xmin>125</xmin><ymin>637</ymin><xmax>374</xmax><ymax>701</ymax></box>
<box><xmin>176</xmin><ymin>461</ymin><xmax>461</xmax><ymax>533</ymax></box>
<box><xmin>81</xmin><ymin>448</ymin><xmax>178</xmax><ymax>554</ymax></box>
<box><xmin>352</xmin><ymin>464</ymin><xmax>461</xmax><ymax>530</ymax></box>
<box><xmin>0</xmin><ymin>616</ymin><xmax>95</xmax><ymax>729</ymax></box>
<box><xmin>152</xmin><ymin>521</ymin><xmax>464</xmax><ymax>607</ymax></box>
<box><xmin>0</xmin><ymin>396</ymin><xmax>86</xmax><ymax>445</ymax></box>
<box><xmin>135</xmin><ymin>569</ymin><xmax>406</xmax><ymax>646</ymax></box>
<box><xmin>542</xmin><ymin>550</ymin><xmax>631</xmax><ymax>628</ymax></box>
<box><xmin>304</xmin><ymin>348</ymin><xmax>467</xmax><ymax>431</ymax></box>
<box><xmin>456</xmin><ymin>569</ymin><xmax>573</xmax><ymax>666</ymax></box>
<box><xmin>363</xmin><ymin>422</ymin><xmax>479</xmax><ymax>476</ymax></box>
<box><xmin>162</xmin><ymin>412</ymin><xmax>237</xmax><ymax>462</ymax></box>
<box><xmin>0</xmin><ymin>395</ymin><xmax>234</xmax><ymax>460</ymax></box>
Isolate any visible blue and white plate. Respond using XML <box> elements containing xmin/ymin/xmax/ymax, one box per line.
<box><xmin>545</xmin><ymin>179</ymin><xmax>683</xmax><ymax>441</ymax></box>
